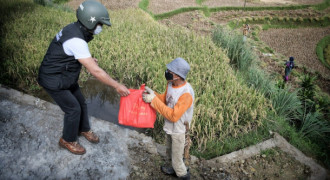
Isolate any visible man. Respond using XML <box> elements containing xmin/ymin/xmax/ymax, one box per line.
<box><xmin>37</xmin><ymin>0</ymin><xmax>130</xmax><ymax>155</ymax></box>
<box><xmin>142</xmin><ymin>58</ymin><xmax>194</xmax><ymax>180</ymax></box>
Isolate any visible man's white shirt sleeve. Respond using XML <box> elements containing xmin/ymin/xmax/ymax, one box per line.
<box><xmin>63</xmin><ymin>38</ymin><xmax>91</xmax><ymax>59</ymax></box>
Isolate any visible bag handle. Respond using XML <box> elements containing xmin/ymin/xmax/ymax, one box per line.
<box><xmin>140</xmin><ymin>84</ymin><xmax>145</xmax><ymax>90</ymax></box>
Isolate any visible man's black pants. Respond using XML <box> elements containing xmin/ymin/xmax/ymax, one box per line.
<box><xmin>44</xmin><ymin>83</ymin><xmax>90</xmax><ymax>142</ymax></box>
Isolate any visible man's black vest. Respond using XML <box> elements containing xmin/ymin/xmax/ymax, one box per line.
<box><xmin>38</xmin><ymin>22</ymin><xmax>93</xmax><ymax>90</ymax></box>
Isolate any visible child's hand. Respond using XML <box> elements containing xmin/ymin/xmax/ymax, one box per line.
<box><xmin>142</xmin><ymin>86</ymin><xmax>156</xmax><ymax>103</ymax></box>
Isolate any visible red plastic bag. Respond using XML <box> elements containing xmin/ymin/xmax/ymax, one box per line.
<box><xmin>118</xmin><ymin>84</ymin><xmax>157</xmax><ymax>128</ymax></box>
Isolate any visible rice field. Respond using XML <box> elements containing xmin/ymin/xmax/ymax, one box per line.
<box><xmin>0</xmin><ymin>0</ymin><xmax>270</xmax><ymax>150</ymax></box>
<box><xmin>259</xmin><ymin>27</ymin><xmax>330</xmax><ymax>79</ymax></box>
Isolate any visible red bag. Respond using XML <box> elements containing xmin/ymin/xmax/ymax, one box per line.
<box><xmin>118</xmin><ymin>84</ymin><xmax>157</xmax><ymax>128</ymax></box>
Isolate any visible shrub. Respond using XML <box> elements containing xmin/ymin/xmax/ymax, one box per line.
<box><xmin>299</xmin><ymin>74</ymin><xmax>317</xmax><ymax>102</ymax></box>
<box><xmin>298</xmin><ymin>110</ymin><xmax>330</xmax><ymax>140</ymax></box>
<box><xmin>271</xmin><ymin>88</ymin><xmax>301</xmax><ymax>120</ymax></box>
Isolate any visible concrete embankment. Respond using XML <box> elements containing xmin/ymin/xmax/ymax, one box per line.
<box><xmin>0</xmin><ymin>84</ymin><xmax>157</xmax><ymax>179</ymax></box>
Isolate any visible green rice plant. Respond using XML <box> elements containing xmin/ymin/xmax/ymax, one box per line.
<box><xmin>298</xmin><ymin>17</ymin><xmax>304</xmax><ymax>22</ymax></box>
<box><xmin>262</xmin><ymin>24</ymin><xmax>270</xmax><ymax>30</ymax></box>
<box><xmin>292</xmin><ymin>17</ymin><xmax>298</xmax><ymax>22</ymax></box>
<box><xmin>278</xmin><ymin>17</ymin><xmax>284</xmax><ymax>21</ymax></box>
<box><xmin>243</xmin><ymin>67</ymin><xmax>276</xmax><ymax>98</ymax></box>
<box><xmin>313</xmin><ymin>0</ymin><xmax>330</xmax><ymax>10</ymax></box>
<box><xmin>212</xmin><ymin>25</ymin><xmax>256</xmax><ymax>71</ymax></box>
<box><xmin>202</xmin><ymin>6</ymin><xmax>211</xmax><ymax>17</ymax></box>
<box><xmin>284</xmin><ymin>17</ymin><xmax>290</xmax><ymax>21</ymax></box>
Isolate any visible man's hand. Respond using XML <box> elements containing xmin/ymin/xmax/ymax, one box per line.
<box><xmin>78</xmin><ymin>57</ymin><xmax>130</xmax><ymax>97</ymax></box>
<box><xmin>115</xmin><ymin>83</ymin><xmax>130</xmax><ymax>97</ymax></box>
<box><xmin>142</xmin><ymin>86</ymin><xmax>156</xmax><ymax>103</ymax></box>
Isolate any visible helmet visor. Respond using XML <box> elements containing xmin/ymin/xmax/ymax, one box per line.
<box><xmin>100</xmin><ymin>17</ymin><xmax>111</xmax><ymax>26</ymax></box>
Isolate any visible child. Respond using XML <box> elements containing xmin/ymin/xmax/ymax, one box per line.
<box><xmin>142</xmin><ymin>57</ymin><xmax>194</xmax><ymax>180</ymax></box>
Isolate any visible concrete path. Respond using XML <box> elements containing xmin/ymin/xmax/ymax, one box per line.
<box><xmin>0</xmin><ymin>84</ymin><xmax>157</xmax><ymax>180</ymax></box>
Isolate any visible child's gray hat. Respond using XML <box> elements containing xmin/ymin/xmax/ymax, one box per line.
<box><xmin>166</xmin><ymin>57</ymin><xmax>190</xmax><ymax>80</ymax></box>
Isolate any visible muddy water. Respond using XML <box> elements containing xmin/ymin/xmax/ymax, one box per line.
<box><xmin>35</xmin><ymin>78</ymin><xmax>146</xmax><ymax>133</ymax></box>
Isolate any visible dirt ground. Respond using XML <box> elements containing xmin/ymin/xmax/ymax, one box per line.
<box><xmin>148</xmin><ymin>0</ymin><xmax>324</xmax><ymax>14</ymax></box>
<box><xmin>257</xmin><ymin>27</ymin><xmax>330</xmax><ymax>93</ymax></box>
<box><xmin>128</xmin><ymin>145</ymin><xmax>311</xmax><ymax>180</ymax></box>
<box><xmin>259</xmin><ymin>27</ymin><xmax>330</xmax><ymax>78</ymax></box>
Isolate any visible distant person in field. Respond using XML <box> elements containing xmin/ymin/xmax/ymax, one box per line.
<box><xmin>284</xmin><ymin>56</ymin><xmax>295</xmax><ymax>82</ymax></box>
<box><xmin>142</xmin><ymin>58</ymin><xmax>194</xmax><ymax>180</ymax></box>
<box><xmin>243</xmin><ymin>24</ymin><xmax>250</xmax><ymax>42</ymax></box>
<box><xmin>37</xmin><ymin>0</ymin><xmax>130</xmax><ymax>155</ymax></box>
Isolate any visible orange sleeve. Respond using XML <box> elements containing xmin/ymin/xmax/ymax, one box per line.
<box><xmin>150</xmin><ymin>93</ymin><xmax>193</xmax><ymax>123</ymax></box>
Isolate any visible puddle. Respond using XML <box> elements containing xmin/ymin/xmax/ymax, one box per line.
<box><xmin>35</xmin><ymin>78</ymin><xmax>146</xmax><ymax>133</ymax></box>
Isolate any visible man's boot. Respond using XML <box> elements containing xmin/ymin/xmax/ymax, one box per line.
<box><xmin>80</xmin><ymin>130</ymin><xmax>99</xmax><ymax>143</ymax></box>
<box><xmin>59</xmin><ymin>138</ymin><xmax>86</xmax><ymax>155</ymax></box>
<box><xmin>179</xmin><ymin>171</ymin><xmax>190</xmax><ymax>180</ymax></box>
<box><xmin>160</xmin><ymin>166</ymin><xmax>176</xmax><ymax>175</ymax></box>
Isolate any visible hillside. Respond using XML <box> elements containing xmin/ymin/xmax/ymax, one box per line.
<box><xmin>0</xmin><ymin>0</ymin><xmax>329</xmax><ymax>179</ymax></box>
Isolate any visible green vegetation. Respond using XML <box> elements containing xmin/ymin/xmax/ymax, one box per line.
<box><xmin>313</xmin><ymin>0</ymin><xmax>330</xmax><ymax>10</ymax></box>
<box><xmin>325</xmin><ymin>45</ymin><xmax>330</xmax><ymax>66</ymax></box>
<box><xmin>196</xmin><ymin>0</ymin><xmax>206</xmax><ymax>5</ymax></box>
<box><xmin>211</xmin><ymin>25</ymin><xmax>330</xmax><ymax>168</ymax></box>
<box><xmin>0</xmin><ymin>0</ymin><xmax>269</xmax><ymax>155</ymax></box>
<box><xmin>316</xmin><ymin>35</ymin><xmax>330</xmax><ymax>69</ymax></box>
<box><xmin>212</xmin><ymin>25</ymin><xmax>255</xmax><ymax>71</ymax></box>
<box><xmin>138</xmin><ymin>0</ymin><xmax>152</xmax><ymax>16</ymax></box>
<box><xmin>1</xmin><ymin>0</ymin><xmax>329</xmax><ymax>170</ymax></box>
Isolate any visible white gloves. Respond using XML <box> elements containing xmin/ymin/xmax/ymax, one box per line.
<box><xmin>142</xmin><ymin>86</ymin><xmax>156</xmax><ymax>103</ymax></box>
